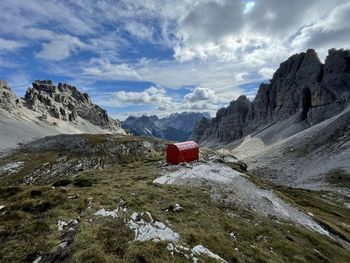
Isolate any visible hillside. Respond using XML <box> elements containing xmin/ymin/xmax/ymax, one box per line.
<box><xmin>123</xmin><ymin>112</ymin><xmax>209</xmax><ymax>142</ymax></box>
<box><xmin>192</xmin><ymin>49</ymin><xmax>350</xmax><ymax>191</ymax></box>
<box><xmin>0</xmin><ymin>80</ymin><xmax>125</xmax><ymax>152</ymax></box>
<box><xmin>1</xmin><ymin>134</ymin><xmax>350</xmax><ymax>262</ymax></box>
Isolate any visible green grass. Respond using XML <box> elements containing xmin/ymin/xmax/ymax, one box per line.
<box><xmin>242</xmin><ymin>169</ymin><xmax>350</xmax><ymax>246</ymax></box>
<box><xmin>1</xmin><ymin>137</ymin><xmax>350</xmax><ymax>262</ymax></box>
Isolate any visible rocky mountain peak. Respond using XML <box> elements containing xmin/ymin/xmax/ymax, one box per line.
<box><xmin>21</xmin><ymin>80</ymin><xmax>123</xmax><ymax>132</ymax></box>
<box><xmin>193</xmin><ymin>48</ymin><xmax>350</xmax><ymax>144</ymax></box>
<box><xmin>0</xmin><ymin>80</ymin><xmax>22</xmax><ymax>110</ymax></box>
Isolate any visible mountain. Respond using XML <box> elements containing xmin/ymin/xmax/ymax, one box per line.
<box><xmin>123</xmin><ymin>112</ymin><xmax>210</xmax><ymax>141</ymax></box>
<box><xmin>192</xmin><ymin>48</ymin><xmax>350</xmax><ymax>190</ymax></box>
<box><xmin>1</xmin><ymin>54</ymin><xmax>350</xmax><ymax>262</ymax></box>
<box><xmin>0</xmin><ymin>80</ymin><xmax>125</xmax><ymax>152</ymax></box>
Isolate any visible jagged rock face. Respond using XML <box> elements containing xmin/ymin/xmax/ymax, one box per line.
<box><xmin>192</xmin><ymin>117</ymin><xmax>211</xmax><ymax>142</ymax></box>
<box><xmin>24</xmin><ymin>80</ymin><xmax>122</xmax><ymax>131</ymax></box>
<box><xmin>0</xmin><ymin>80</ymin><xmax>22</xmax><ymax>110</ymax></box>
<box><xmin>194</xmin><ymin>96</ymin><xmax>250</xmax><ymax>142</ymax></box>
<box><xmin>123</xmin><ymin>112</ymin><xmax>210</xmax><ymax>141</ymax></box>
<box><xmin>193</xmin><ymin>49</ymin><xmax>350</xmax><ymax>143</ymax></box>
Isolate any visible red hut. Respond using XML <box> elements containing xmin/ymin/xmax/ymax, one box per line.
<box><xmin>166</xmin><ymin>141</ymin><xmax>199</xmax><ymax>164</ymax></box>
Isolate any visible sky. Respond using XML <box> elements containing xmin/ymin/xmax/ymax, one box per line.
<box><xmin>0</xmin><ymin>0</ymin><xmax>349</xmax><ymax>120</ymax></box>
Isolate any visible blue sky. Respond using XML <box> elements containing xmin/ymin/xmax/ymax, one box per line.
<box><xmin>0</xmin><ymin>0</ymin><xmax>349</xmax><ymax>120</ymax></box>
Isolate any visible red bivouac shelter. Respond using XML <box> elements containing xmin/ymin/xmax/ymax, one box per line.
<box><xmin>166</xmin><ymin>141</ymin><xmax>199</xmax><ymax>164</ymax></box>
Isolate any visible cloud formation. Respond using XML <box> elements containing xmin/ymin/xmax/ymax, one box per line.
<box><xmin>0</xmin><ymin>0</ymin><xmax>349</xmax><ymax>117</ymax></box>
<box><xmin>184</xmin><ymin>87</ymin><xmax>218</xmax><ymax>103</ymax></box>
<box><xmin>111</xmin><ymin>86</ymin><xmax>171</xmax><ymax>106</ymax></box>
<box><xmin>35</xmin><ymin>35</ymin><xmax>87</xmax><ymax>61</ymax></box>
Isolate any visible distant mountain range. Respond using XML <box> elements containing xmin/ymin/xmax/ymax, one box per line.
<box><xmin>123</xmin><ymin>112</ymin><xmax>210</xmax><ymax>141</ymax></box>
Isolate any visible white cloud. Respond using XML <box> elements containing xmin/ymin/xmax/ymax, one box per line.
<box><xmin>244</xmin><ymin>2</ymin><xmax>255</xmax><ymax>14</ymax></box>
<box><xmin>258</xmin><ymin>67</ymin><xmax>276</xmax><ymax>79</ymax></box>
<box><xmin>83</xmin><ymin>58</ymin><xmax>140</xmax><ymax>80</ymax></box>
<box><xmin>35</xmin><ymin>35</ymin><xmax>86</xmax><ymax>61</ymax></box>
<box><xmin>124</xmin><ymin>21</ymin><xmax>155</xmax><ymax>42</ymax></box>
<box><xmin>102</xmin><ymin>85</ymin><xmax>224</xmax><ymax>119</ymax></box>
<box><xmin>23</xmin><ymin>28</ymin><xmax>56</xmax><ymax>40</ymax></box>
<box><xmin>184</xmin><ymin>87</ymin><xmax>218</xmax><ymax>103</ymax></box>
<box><xmin>0</xmin><ymin>38</ymin><xmax>25</xmax><ymax>51</ymax></box>
<box><xmin>291</xmin><ymin>2</ymin><xmax>350</xmax><ymax>58</ymax></box>
<box><xmin>109</xmin><ymin>86</ymin><xmax>172</xmax><ymax>106</ymax></box>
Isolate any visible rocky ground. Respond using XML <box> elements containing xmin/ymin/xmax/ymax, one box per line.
<box><xmin>227</xmin><ymin>105</ymin><xmax>350</xmax><ymax>195</ymax></box>
<box><xmin>1</xmin><ymin>134</ymin><xmax>350</xmax><ymax>262</ymax></box>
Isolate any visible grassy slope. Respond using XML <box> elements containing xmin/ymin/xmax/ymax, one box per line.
<box><xmin>0</xmin><ymin>135</ymin><xmax>350</xmax><ymax>263</ymax></box>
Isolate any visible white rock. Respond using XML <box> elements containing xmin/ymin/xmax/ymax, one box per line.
<box><xmin>0</xmin><ymin>205</ymin><xmax>5</xmax><ymax>210</ymax></box>
<box><xmin>32</xmin><ymin>256</ymin><xmax>42</xmax><ymax>263</ymax></box>
<box><xmin>58</xmin><ymin>242</ymin><xmax>68</xmax><ymax>249</ymax></box>
<box><xmin>154</xmin><ymin>162</ymin><xmax>331</xmax><ymax>237</ymax></box>
<box><xmin>131</xmin><ymin>212</ymin><xmax>139</xmax><ymax>221</ymax></box>
<box><xmin>174</xmin><ymin>203</ymin><xmax>183</xmax><ymax>212</ymax></box>
<box><xmin>94</xmin><ymin>208</ymin><xmax>118</xmax><ymax>218</ymax></box>
<box><xmin>67</xmin><ymin>195</ymin><xmax>78</xmax><ymax>199</ymax></box>
<box><xmin>167</xmin><ymin>243</ymin><xmax>175</xmax><ymax>251</ymax></box>
<box><xmin>69</xmin><ymin>219</ymin><xmax>79</xmax><ymax>225</ymax></box>
<box><xmin>0</xmin><ymin>161</ymin><xmax>24</xmax><ymax>175</ymax></box>
<box><xmin>57</xmin><ymin>220</ymin><xmax>68</xmax><ymax>231</ymax></box>
<box><xmin>127</xmin><ymin>213</ymin><xmax>180</xmax><ymax>242</ymax></box>
<box><xmin>223</xmin><ymin>156</ymin><xmax>238</xmax><ymax>163</ymax></box>
<box><xmin>192</xmin><ymin>245</ymin><xmax>228</xmax><ymax>263</ymax></box>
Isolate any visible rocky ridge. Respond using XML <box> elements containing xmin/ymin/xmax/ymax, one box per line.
<box><xmin>0</xmin><ymin>80</ymin><xmax>125</xmax><ymax>152</ymax></box>
<box><xmin>24</xmin><ymin>80</ymin><xmax>122</xmax><ymax>132</ymax></box>
<box><xmin>193</xmin><ymin>49</ymin><xmax>350</xmax><ymax>143</ymax></box>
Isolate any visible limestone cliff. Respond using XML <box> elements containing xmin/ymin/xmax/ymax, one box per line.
<box><xmin>193</xmin><ymin>49</ymin><xmax>350</xmax><ymax>144</ymax></box>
